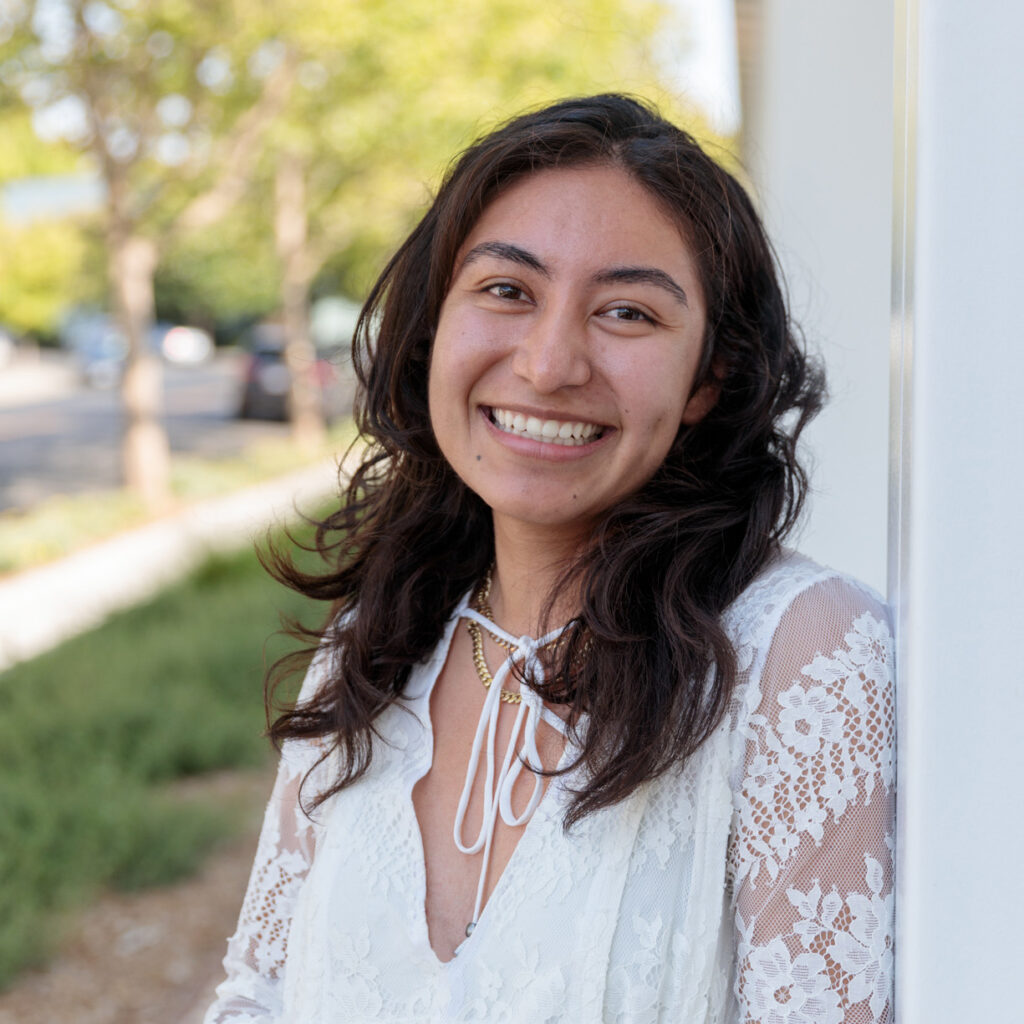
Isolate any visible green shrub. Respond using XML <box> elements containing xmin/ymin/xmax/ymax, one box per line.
<box><xmin>0</xmin><ymin>529</ymin><xmax>329</xmax><ymax>988</ymax></box>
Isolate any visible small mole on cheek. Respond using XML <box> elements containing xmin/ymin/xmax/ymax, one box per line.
<box><xmin>475</xmin><ymin>454</ymin><xmax>482</xmax><ymax>461</ymax></box>
<box><xmin>572</xmin><ymin>493</ymin><xmax>577</xmax><ymax>500</ymax></box>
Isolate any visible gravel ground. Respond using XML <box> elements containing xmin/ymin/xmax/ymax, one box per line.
<box><xmin>0</xmin><ymin>770</ymin><xmax>273</xmax><ymax>1024</ymax></box>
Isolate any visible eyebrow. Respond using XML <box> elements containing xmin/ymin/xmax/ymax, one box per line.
<box><xmin>460</xmin><ymin>241</ymin><xmax>550</xmax><ymax>277</ymax></box>
<box><xmin>592</xmin><ymin>266</ymin><xmax>689</xmax><ymax>308</ymax></box>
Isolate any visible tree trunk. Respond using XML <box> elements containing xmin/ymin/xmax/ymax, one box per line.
<box><xmin>109</xmin><ymin>217</ymin><xmax>171</xmax><ymax>511</ymax></box>
<box><xmin>274</xmin><ymin>152</ymin><xmax>326</xmax><ymax>452</ymax></box>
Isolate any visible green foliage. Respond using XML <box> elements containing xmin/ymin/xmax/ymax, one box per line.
<box><xmin>0</xmin><ymin>103</ymin><xmax>107</xmax><ymax>337</ymax></box>
<box><xmin>0</xmin><ymin>111</ymin><xmax>82</xmax><ymax>181</ymax></box>
<box><xmin>0</xmin><ymin>216</ymin><xmax>90</xmax><ymax>338</ymax></box>
<box><xmin>154</xmin><ymin>201</ymin><xmax>280</xmax><ymax>327</ymax></box>
<box><xmin>0</xmin><ymin>531</ymin><xmax>325</xmax><ymax>988</ymax></box>
<box><xmin>0</xmin><ymin>107</ymin><xmax>103</xmax><ymax>337</ymax></box>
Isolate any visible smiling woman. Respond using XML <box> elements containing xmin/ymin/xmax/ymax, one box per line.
<box><xmin>204</xmin><ymin>95</ymin><xmax>895</xmax><ymax>1023</ymax></box>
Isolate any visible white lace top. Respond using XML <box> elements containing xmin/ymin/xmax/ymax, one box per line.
<box><xmin>204</xmin><ymin>552</ymin><xmax>895</xmax><ymax>1023</ymax></box>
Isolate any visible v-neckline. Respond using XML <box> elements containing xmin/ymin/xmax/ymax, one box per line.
<box><xmin>403</xmin><ymin>603</ymin><xmax>576</xmax><ymax>968</ymax></box>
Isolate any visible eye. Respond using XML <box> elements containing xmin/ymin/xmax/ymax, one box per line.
<box><xmin>486</xmin><ymin>282</ymin><xmax>526</xmax><ymax>301</ymax></box>
<box><xmin>601</xmin><ymin>304</ymin><xmax>656</xmax><ymax>325</ymax></box>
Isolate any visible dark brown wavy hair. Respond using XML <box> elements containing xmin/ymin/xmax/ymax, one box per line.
<box><xmin>267</xmin><ymin>94</ymin><xmax>825</xmax><ymax>827</ymax></box>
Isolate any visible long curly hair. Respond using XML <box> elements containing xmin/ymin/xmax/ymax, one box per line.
<box><xmin>267</xmin><ymin>94</ymin><xmax>826</xmax><ymax>827</ymax></box>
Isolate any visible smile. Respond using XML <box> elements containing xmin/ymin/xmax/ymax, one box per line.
<box><xmin>487</xmin><ymin>407</ymin><xmax>606</xmax><ymax>446</ymax></box>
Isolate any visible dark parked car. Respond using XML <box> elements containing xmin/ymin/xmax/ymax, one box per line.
<box><xmin>237</xmin><ymin>322</ymin><xmax>352</xmax><ymax>421</ymax></box>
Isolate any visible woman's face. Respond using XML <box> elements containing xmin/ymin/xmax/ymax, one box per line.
<box><xmin>428</xmin><ymin>163</ymin><xmax>713</xmax><ymax>541</ymax></box>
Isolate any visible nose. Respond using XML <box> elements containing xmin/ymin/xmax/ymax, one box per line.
<box><xmin>510</xmin><ymin>301</ymin><xmax>591</xmax><ymax>393</ymax></box>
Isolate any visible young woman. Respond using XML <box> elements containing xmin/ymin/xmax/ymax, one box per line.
<box><xmin>205</xmin><ymin>95</ymin><xmax>895</xmax><ymax>1023</ymax></box>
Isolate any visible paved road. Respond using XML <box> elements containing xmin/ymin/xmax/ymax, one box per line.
<box><xmin>0</xmin><ymin>351</ymin><xmax>350</xmax><ymax>511</ymax></box>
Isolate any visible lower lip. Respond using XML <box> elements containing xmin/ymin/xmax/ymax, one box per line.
<box><xmin>479</xmin><ymin>407</ymin><xmax>613</xmax><ymax>461</ymax></box>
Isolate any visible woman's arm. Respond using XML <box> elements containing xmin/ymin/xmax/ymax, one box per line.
<box><xmin>729</xmin><ymin>576</ymin><xmax>896</xmax><ymax>1024</ymax></box>
<box><xmin>203</xmin><ymin>663</ymin><xmax>329</xmax><ymax>1024</ymax></box>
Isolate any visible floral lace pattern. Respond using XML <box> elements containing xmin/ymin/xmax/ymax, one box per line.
<box><xmin>728</xmin><ymin>565</ymin><xmax>895</xmax><ymax>1023</ymax></box>
<box><xmin>204</xmin><ymin>661</ymin><xmax>331</xmax><ymax>1024</ymax></box>
<box><xmin>204</xmin><ymin>552</ymin><xmax>895</xmax><ymax>1023</ymax></box>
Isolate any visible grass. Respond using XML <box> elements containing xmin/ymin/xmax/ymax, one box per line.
<box><xmin>0</xmin><ymin>524</ymin><xmax>331</xmax><ymax>988</ymax></box>
<box><xmin>0</xmin><ymin>419</ymin><xmax>358</xmax><ymax>575</ymax></box>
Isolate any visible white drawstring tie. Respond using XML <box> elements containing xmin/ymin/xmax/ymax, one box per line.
<box><xmin>452</xmin><ymin>605</ymin><xmax>569</xmax><ymax>934</ymax></box>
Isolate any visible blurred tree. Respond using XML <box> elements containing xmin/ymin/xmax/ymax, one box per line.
<box><xmin>0</xmin><ymin>0</ymin><xmax>295</xmax><ymax>508</ymax></box>
<box><xmin>273</xmin><ymin>147</ymin><xmax>324</xmax><ymax>448</ymax></box>
<box><xmin>154</xmin><ymin>203</ymin><xmax>278</xmax><ymax>337</ymax></box>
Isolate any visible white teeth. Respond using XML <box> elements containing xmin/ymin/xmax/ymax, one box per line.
<box><xmin>488</xmin><ymin>407</ymin><xmax>603</xmax><ymax>446</ymax></box>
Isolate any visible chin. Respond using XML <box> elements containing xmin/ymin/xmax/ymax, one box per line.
<box><xmin>483</xmin><ymin>493</ymin><xmax>602</xmax><ymax>534</ymax></box>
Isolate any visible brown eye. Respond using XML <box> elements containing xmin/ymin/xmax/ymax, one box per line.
<box><xmin>488</xmin><ymin>283</ymin><xmax>525</xmax><ymax>301</ymax></box>
<box><xmin>604</xmin><ymin>304</ymin><xmax>655</xmax><ymax>324</ymax></box>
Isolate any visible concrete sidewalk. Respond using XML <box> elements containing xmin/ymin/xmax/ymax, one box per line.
<box><xmin>0</xmin><ymin>451</ymin><xmax>357</xmax><ymax>672</ymax></box>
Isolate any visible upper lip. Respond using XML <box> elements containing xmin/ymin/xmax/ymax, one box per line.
<box><xmin>481</xmin><ymin>403</ymin><xmax>612</xmax><ymax>429</ymax></box>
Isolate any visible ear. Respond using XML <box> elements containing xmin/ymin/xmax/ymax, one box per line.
<box><xmin>680</xmin><ymin>377</ymin><xmax>720</xmax><ymax>425</ymax></box>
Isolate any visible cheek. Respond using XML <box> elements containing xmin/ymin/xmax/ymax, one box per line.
<box><xmin>426</xmin><ymin>343</ymin><xmax>444</xmax><ymax>409</ymax></box>
<box><xmin>427</xmin><ymin>329</ymin><xmax>485</xmax><ymax>460</ymax></box>
<box><xmin>614</xmin><ymin>354</ymin><xmax>692</xmax><ymax>433</ymax></box>
<box><xmin>427</xmin><ymin>340</ymin><xmax>459</xmax><ymax>449</ymax></box>
<box><xmin>427</xmin><ymin>365</ymin><xmax>460</xmax><ymax>447</ymax></box>
<box><xmin>427</xmin><ymin>319</ymin><xmax>465</xmax><ymax>409</ymax></box>
<box><xmin>430</xmin><ymin>311</ymin><xmax>508</xmax><ymax>409</ymax></box>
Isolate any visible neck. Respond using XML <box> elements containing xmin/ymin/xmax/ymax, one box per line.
<box><xmin>487</xmin><ymin>516</ymin><xmax>589</xmax><ymax>638</ymax></box>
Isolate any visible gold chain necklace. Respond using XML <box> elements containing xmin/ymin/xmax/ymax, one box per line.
<box><xmin>475</xmin><ymin>566</ymin><xmax>518</xmax><ymax>649</ymax></box>
<box><xmin>464</xmin><ymin>566</ymin><xmax>588</xmax><ymax>705</ymax></box>
<box><xmin>466</xmin><ymin>566</ymin><xmax>521</xmax><ymax>704</ymax></box>
<box><xmin>466</xmin><ymin>617</ymin><xmax>522</xmax><ymax>704</ymax></box>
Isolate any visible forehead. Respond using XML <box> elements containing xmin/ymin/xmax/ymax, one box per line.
<box><xmin>455</xmin><ymin>164</ymin><xmax>695</xmax><ymax>275</ymax></box>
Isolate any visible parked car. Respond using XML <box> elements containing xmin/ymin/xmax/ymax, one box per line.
<box><xmin>151</xmin><ymin>323</ymin><xmax>214</xmax><ymax>365</ymax></box>
<box><xmin>237</xmin><ymin>321</ymin><xmax>352</xmax><ymax>421</ymax></box>
<box><xmin>60</xmin><ymin>311</ymin><xmax>214</xmax><ymax>387</ymax></box>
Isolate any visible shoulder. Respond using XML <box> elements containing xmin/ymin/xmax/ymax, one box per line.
<box><xmin>723</xmin><ymin>552</ymin><xmax>896</xmax><ymax>893</ymax></box>
<box><xmin>724</xmin><ymin>551</ymin><xmax>894</xmax><ymax>758</ymax></box>
<box><xmin>724</xmin><ymin>548</ymin><xmax>895</xmax><ymax>788</ymax></box>
<box><xmin>723</xmin><ymin>549</ymin><xmax>890</xmax><ymax>677</ymax></box>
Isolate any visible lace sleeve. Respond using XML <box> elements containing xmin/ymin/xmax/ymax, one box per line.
<box><xmin>203</xmin><ymin>660</ymin><xmax>331</xmax><ymax>1024</ymax></box>
<box><xmin>728</xmin><ymin>576</ymin><xmax>896</xmax><ymax>1024</ymax></box>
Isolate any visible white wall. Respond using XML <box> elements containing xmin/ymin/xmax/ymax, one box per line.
<box><xmin>894</xmin><ymin>0</ymin><xmax>1024</xmax><ymax>1019</ymax></box>
<box><xmin>740</xmin><ymin>1</ymin><xmax>893</xmax><ymax>593</ymax></box>
<box><xmin>747</xmin><ymin>0</ymin><xmax>1024</xmax><ymax>1017</ymax></box>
